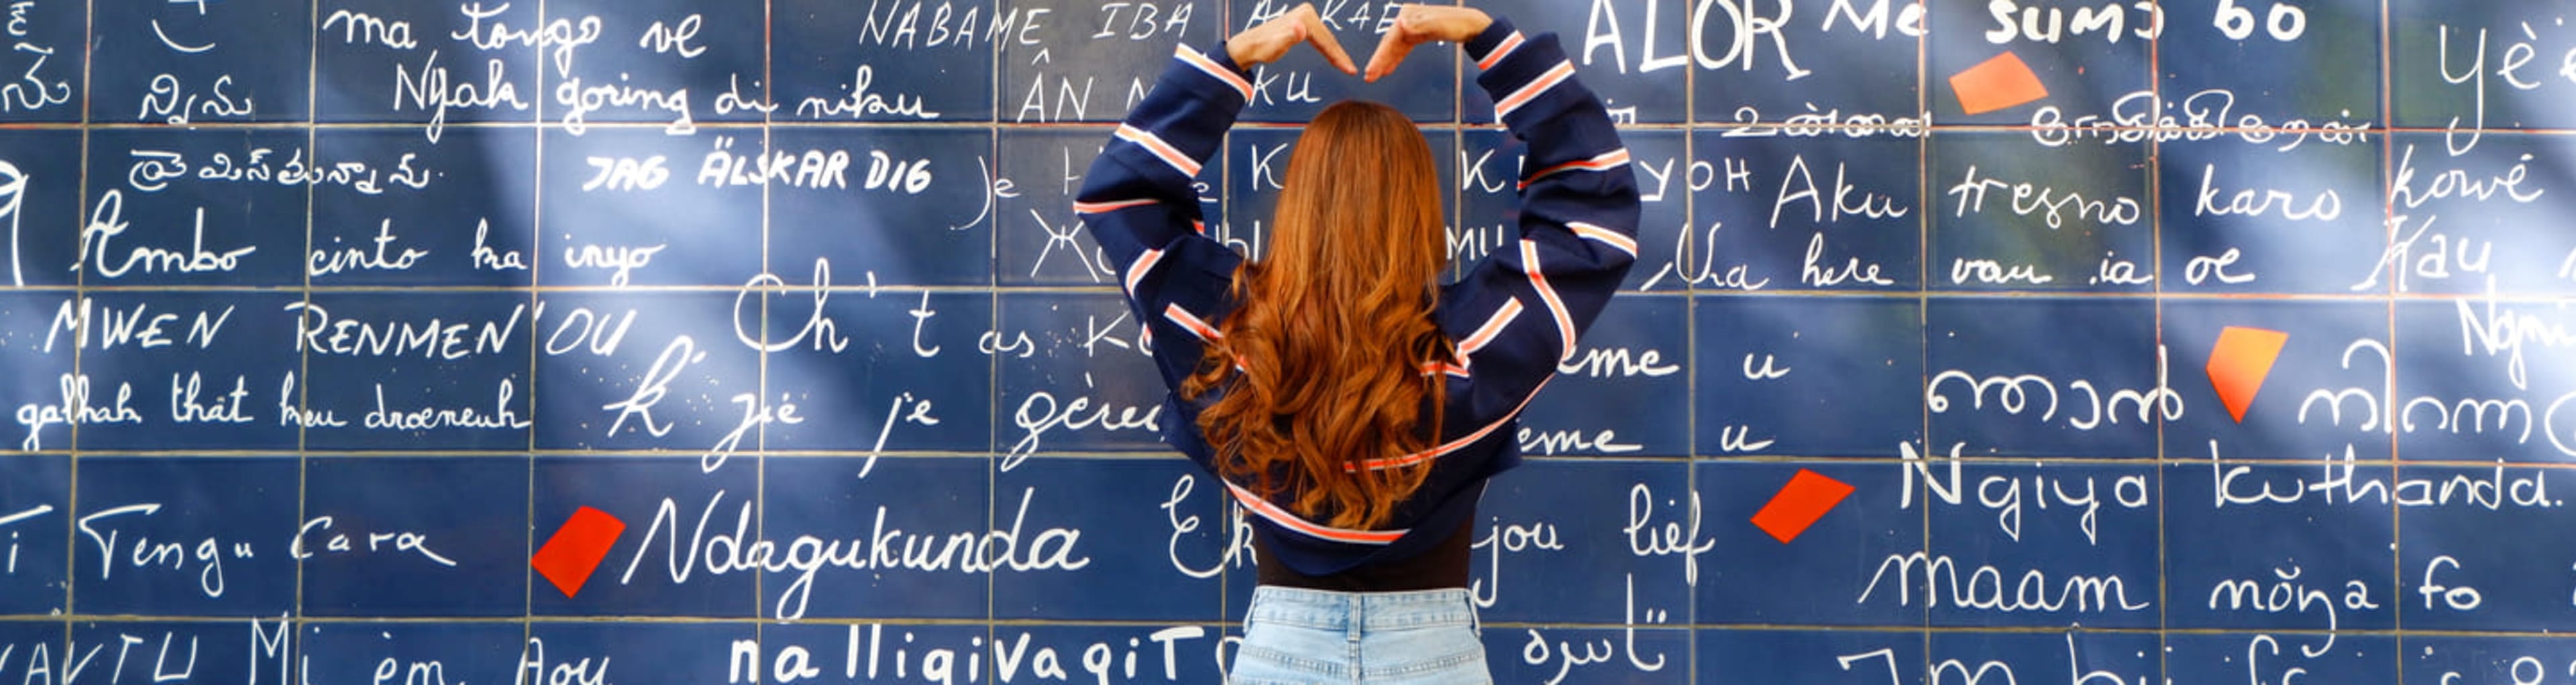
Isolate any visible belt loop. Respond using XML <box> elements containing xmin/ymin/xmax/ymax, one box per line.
<box><xmin>1346</xmin><ymin>594</ymin><xmax>1363</xmax><ymax>642</ymax></box>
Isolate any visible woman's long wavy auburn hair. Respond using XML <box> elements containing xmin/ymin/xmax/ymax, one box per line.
<box><xmin>1181</xmin><ymin>100</ymin><xmax>1449</xmax><ymax>531</ymax></box>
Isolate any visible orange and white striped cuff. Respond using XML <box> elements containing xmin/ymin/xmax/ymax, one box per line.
<box><xmin>1521</xmin><ymin>148</ymin><xmax>1631</xmax><ymax>190</ymax></box>
<box><xmin>1568</xmin><ymin>221</ymin><xmax>1637</xmax><ymax>258</ymax></box>
<box><xmin>1477</xmin><ymin>31</ymin><xmax>1525</xmax><ymax>70</ymax></box>
<box><xmin>1114</xmin><ymin>123</ymin><xmax>1202</xmax><ymax>178</ymax></box>
<box><xmin>1495</xmin><ymin>60</ymin><xmax>1573</xmax><ymax>121</ymax></box>
<box><xmin>1176</xmin><ymin>44</ymin><xmax>1253</xmax><ymax>101</ymax></box>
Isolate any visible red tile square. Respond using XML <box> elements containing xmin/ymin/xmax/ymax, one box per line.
<box><xmin>1750</xmin><ymin>469</ymin><xmax>1855</xmax><ymax>544</ymax></box>
<box><xmin>532</xmin><ymin>506</ymin><xmax>626</xmax><ymax>598</ymax></box>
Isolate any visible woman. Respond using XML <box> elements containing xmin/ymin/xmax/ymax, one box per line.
<box><xmin>1075</xmin><ymin>3</ymin><xmax>1638</xmax><ymax>682</ymax></box>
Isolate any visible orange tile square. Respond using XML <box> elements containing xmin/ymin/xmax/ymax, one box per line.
<box><xmin>1949</xmin><ymin>52</ymin><xmax>2049</xmax><ymax>115</ymax></box>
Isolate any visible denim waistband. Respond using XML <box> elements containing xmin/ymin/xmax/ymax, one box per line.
<box><xmin>1246</xmin><ymin>586</ymin><xmax>1479</xmax><ymax>634</ymax></box>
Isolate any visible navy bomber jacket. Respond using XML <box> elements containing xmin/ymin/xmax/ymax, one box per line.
<box><xmin>1073</xmin><ymin>18</ymin><xmax>1641</xmax><ymax>577</ymax></box>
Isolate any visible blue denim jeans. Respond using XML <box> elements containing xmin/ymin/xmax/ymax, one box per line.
<box><xmin>1229</xmin><ymin>586</ymin><xmax>1491</xmax><ymax>684</ymax></box>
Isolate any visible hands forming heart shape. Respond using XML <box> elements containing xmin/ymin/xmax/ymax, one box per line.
<box><xmin>1225</xmin><ymin>3</ymin><xmax>1495</xmax><ymax>83</ymax></box>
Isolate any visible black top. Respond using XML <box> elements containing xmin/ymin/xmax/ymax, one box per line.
<box><xmin>1254</xmin><ymin>515</ymin><xmax>1475</xmax><ymax>591</ymax></box>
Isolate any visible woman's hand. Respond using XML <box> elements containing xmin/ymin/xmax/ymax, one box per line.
<box><xmin>1364</xmin><ymin>5</ymin><xmax>1493</xmax><ymax>83</ymax></box>
<box><xmin>1226</xmin><ymin>3</ymin><xmax>1358</xmax><ymax>74</ymax></box>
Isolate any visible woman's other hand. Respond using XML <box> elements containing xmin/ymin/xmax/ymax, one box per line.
<box><xmin>1226</xmin><ymin>3</ymin><xmax>1358</xmax><ymax>74</ymax></box>
<box><xmin>1364</xmin><ymin>5</ymin><xmax>1493</xmax><ymax>83</ymax></box>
